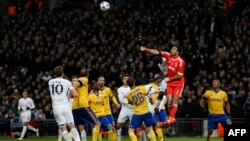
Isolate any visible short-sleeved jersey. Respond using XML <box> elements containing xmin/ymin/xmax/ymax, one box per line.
<box><xmin>118</xmin><ymin>86</ymin><xmax>132</xmax><ymax>109</ymax></box>
<box><xmin>72</xmin><ymin>77</ymin><xmax>89</xmax><ymax>109</ymax></box>
<box><xmin>204</xmin><ymin>90</ymin><xmax>228</xmax><ymax>114</ymax></box>
<box><xmin>149</xmin><ymin>83</ymin><xmax>160</xmax><ymax>104</ymax></box>
<box><xmin>160</xmin><ymin>51</ymin><xmax>185</xmax><ymax>85</ymax></box>
<box><xmin>100</xmin><ymin>86</ymin><xmax>118</xmax><ymax>115</ymax></box>
<box><xmin>48</xmin><ymin>78</ymin><xmax>74</xmax><ymax>108</ymax></box>
<box><xmin>18</xmin><ymin>97</ymin><xmax>35</xmax><ymax>111</ymax></box>
<box><xmin>125</xmin><ymin>85</ymin><xmax>149</xmax><ymax>115</ymax></box>
<box><xmin>88</xmin><ymin>92</ymin><xmax>105</xmax><ymax>117</ymax></box>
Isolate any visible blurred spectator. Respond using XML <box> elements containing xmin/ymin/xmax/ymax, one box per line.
<box><xmin>0</xmin><ymin>111</ymin><xmax>4</xmax><ymax>121</ymax></box>
<box><xmin>243</xmin><ymin>96</ymin><xmax>250</xmax><ymax>125</ymax></box>
<box><xmin>5</xmin><ymin>110</ymin><xmax>15</xmax><ymax>120</ymax></box>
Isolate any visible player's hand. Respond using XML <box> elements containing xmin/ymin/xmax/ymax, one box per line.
<box><xmin>164</xmin><ymin>77</ymin><xmax>170</xmax><ymax>82</ymax></box>
<box><xmin>26</xmin><ymin>107</ymin><xmax>31</xmax><ymax>110</ymax></box>
<box><xmin>154</xmin><ymin>107</ymin><xmax>159</xmax><ymax>114</ymax></box>
<box><xmin>140</xmin><ymin>46</ymin><xmax>146</xmax><ymax>51</ymax></box>
<box><xmin>116</xmin><ymin>104</ymin><xmax>121</xmax><ymax>109</ymax></box>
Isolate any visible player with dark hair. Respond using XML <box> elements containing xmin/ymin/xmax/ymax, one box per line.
<box><xmin>140</xmin><ymin>45</ymin><xmax>185</xmax><ymax>125</ymax></box>
<box><xmin>200</xmin><ymin>79</ymin><xmax>232</xmax><ymax>141</ymax></box>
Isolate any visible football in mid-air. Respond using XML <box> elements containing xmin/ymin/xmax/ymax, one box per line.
<box><xmin>100</xmin><ymin>1</ymin><xmax>110</xmax><ymax>11</ymax></box>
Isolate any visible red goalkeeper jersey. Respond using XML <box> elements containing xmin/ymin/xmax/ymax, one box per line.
<box><xmin>160</xmin><ymin>51</ymin><xmax>185</xmax><ymax>86</ymax></box>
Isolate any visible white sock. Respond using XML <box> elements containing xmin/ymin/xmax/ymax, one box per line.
<box><xmin>58</xmin><ymin>129</ymin><xmax>63</xmax><ymax>141</ymax></box>
<box><xmin>117</xmin><ymin>128</ymin><xmax>122</xmax><ymax>141</ymax></box>
<box><xmin>62</xmin><ymin>131</ymin><xmax>72</xmax><ymax>141</ymax></box>
<box><xmin>80</xmin><ymin>129</ymin><xmax>87</xmax><ymax>141</ymax></box>
<box><xmin>71</xmin><ymin>128</ymin><xmax>81</xmax><ymax>141</ymax></box>
<box><xmin>20</xmin><ymin>126</ymin><xmax>27</xmax><ymax>138</ymax></box>
<box><xmin>140</xmin><ymin>130</ymin><xmax>146</xmax><ymax>141</ymax></box>
<box><xmin>27</xmin><ymin>125</ymin><xmax>36</xmax><ymax>132</ymax></box>
<box><xmin>146</xmin><ymin>133</ymin><xmax>151</xmax><ymax>140</ymax></box>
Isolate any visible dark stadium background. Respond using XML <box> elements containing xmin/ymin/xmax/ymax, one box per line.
<box><xmin>0</xmin><ymin>0</ymin><xmax>249</xmax><ymax>138</ymax></box>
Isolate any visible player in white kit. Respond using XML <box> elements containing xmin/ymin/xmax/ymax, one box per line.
<box><xmin>18</xmin><ymin>90</ymin><xmax>39</xmax><ymax>140</ymax></box>
<box><xmin>116</xmin><ymin>74</ymin><xmax>133</xmax><ymax>141</ymax></box>
<box><xmin>48</xmin><ymin>66</ymin><xmax>80</xmax><ymax>141</ymax></box>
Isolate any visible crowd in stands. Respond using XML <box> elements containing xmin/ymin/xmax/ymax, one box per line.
<box><xmin>0</xmin><ymin>0</ymin><xmax>249</xmax><ymax>125</ymax></box>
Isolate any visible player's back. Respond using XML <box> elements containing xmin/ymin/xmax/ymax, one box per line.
<box><xmin>126</xmin><ymin>85</ymin><xmax>149</xmax><ymax>115</ymax></box>
<box><xmin>48</xmin><ymin>78</ymin><xmax>72</xmax><ymax>108</ymax></box>
<box><xmin>77</xmin><ymin>77</ymin><xmax>89</xmax><ymax>108</ymax></box>
<box><xmin>101</xmin><ymin>86</ymin><xmax>112</xmax><ymax>114</ymax></box>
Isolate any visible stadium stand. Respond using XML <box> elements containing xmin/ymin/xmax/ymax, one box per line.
<box><xmin>0</xmin><ymin>0</ymin><xmax>249</xmax><ymax>137</ymax></box>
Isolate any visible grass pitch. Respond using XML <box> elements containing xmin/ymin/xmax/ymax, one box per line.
<box><xmin>0</xmin><ymin>136</ymin><xmax>223</xmax><ymax>141</ymax></box>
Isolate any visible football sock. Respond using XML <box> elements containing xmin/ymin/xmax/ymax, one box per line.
<box><xmin>92</xmin><ymin>127</ymin><xmax>100</xmax><ymax>141</ymax></box>
<box><xmin>71</xmin><ymin>128</ymin><xmax>81</xmax><ymax>141</ymax></box>
<box><xmin>128</xmin><ymin>130</ymin><xmax>137</xmax><ymax>141</ymax></box>
<box><xmin>80</xmin><ymin>129</ymin><xmax>87</xmax><ymax>141</ymax></box>
<box><xmin>140</xmin><ymin>130</ymin><xmax>146</xmax><ymax>141</ymax></box>
<box><xmin>156</xmin><ymin>128</ymin><xmax>164</xmax><ymax>141</ymax></box>
<box><xmin>62</xmin><ymin>131</ymin><xmax>72</xmax><ymax>141</ymax></box>
<box><xmin>117</xmin><ymin>128</ymin><xmax>122</xmax><ymax>141</ymax></box>
<box><xmin>149</xmin><ymin>129</ymin><xmax>156</xmax><ymax>141</ymax></box>
<box><xmin>20</xmin><ymin>126</ymin><xmax>27</xmax><ymax>138</ymax></box>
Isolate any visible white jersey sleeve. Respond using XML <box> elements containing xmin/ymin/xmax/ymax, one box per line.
<box><xmin>18</xmin><ymin>98</ymin><xmax>34</xmax><ymax>111</ymax></box>
<box><xmin>28</xmin><ymin>98</ymin><xmax>35</xmax><ymax>109</ymax></box>
<box><xmin>18</xmin><ymin>99</ymin><xmax>21</xmax><ymax>110</ymax></box>
<box><xmin>144</xmin><ymin>84</ymin><xmax>157</xmax><ymax>99</ymax></box>
<box><xmin>159</xmin><ymin>79</ymin><xmax>167</xmax><ymax>92</ymax></box>
<box><xmin>117</xmin><ymin>86</ymin><xmax>132</xmax><ymax>108</ymax></box>
<box><xmin>48</xmin><ymin>78</ymin><xmax>74</xmax><ymax>108</ymax></box>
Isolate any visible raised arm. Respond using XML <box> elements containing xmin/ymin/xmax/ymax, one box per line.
<box><xmin>140</xmin><ymin>46</ymin><xmax>160</xmax><ymax>55</ymax></box>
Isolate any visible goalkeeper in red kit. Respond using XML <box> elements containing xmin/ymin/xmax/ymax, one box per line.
<box><xmin>140</xmin><ymin>45</ymin><xmax>185</xmax><ymax>125</ymax></box>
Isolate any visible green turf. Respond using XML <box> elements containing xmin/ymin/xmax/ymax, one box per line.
<box><xmin>0</xmin><ymin>136</ymin><xmax>223</xmax><ymax>141</ymax></box>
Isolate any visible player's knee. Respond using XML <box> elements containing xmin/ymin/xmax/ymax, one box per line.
<box><xmin>78</xmin><ymin>125</ymin><xmax>85</xmax><ymax>130</ymax></box>
<box><xmin>95</xmin><ymin>121</ymin><xmax>101</xmax><ymax>127</ymax></box>
<box><xmin>116</xmin><ymin>122</ymin><xmax>122</xmax><ymax>129</ymax></box>
<box><xmin>155</xmin><ymin>122</ymin><xmax>162</xmax><ymax>128</ymax></box>
<box><xmin>128</xmin><ymin>128</ymin><xmax>135</xmax><ymax>133</ymax></box>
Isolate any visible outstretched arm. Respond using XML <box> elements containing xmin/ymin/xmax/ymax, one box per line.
<box><xmin>140</xmin><ymin>46</ymin><xmax>160</xmax><ymax>55</ymax></box>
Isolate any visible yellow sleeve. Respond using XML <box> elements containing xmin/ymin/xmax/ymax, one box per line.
<box><xmin>203</xmin><ymin>91</ymin><xmax>209</xmax><ymax>99</ymax></box>
<box><xmin>88</xmin><ymin>94</ymin><xmax>93</xmax><ymax>102</ymax></box>
<box><xmin>141</xmin><ymin>86</ymin><xmax>147</xmax><ymax>96</ymax></box>
<box><xmin>78</xmin><ymin>77</ymin><xmax>88</xmax><ymax>86</ymax></box>
<box><xmin>223</xmin><ymin>92</ymin><xmax>228</xmax><ymax>102</ymax></box>
<box><xmin>108</xmin><ymin>88</ymin><xmax>118</xmax><ymax>105</ymax></box>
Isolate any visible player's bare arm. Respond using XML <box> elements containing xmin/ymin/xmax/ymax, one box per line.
<box><xmin>225</xmin><ymin>101</ymin><xmax>231</xmax><ymax>116</ymax></box>
<box><xmin>140</xmin><ymin>46</ymin><xmax>160</xmax><ymax>55</ymax></box>
<box><xmin>70</xmin><ymin>88</ymin><xmax>78</xmax><ymax>97</ymax></box>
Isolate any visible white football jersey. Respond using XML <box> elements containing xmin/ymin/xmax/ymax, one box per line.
<box><xmin>48</xmin><ymin>78</ymin><xmax>74</xmax><ymax>108</ymax></box>
<box><xmin>18</xmin><ymin>97</ymin><xmax>35</xmax><ymax>111</ymax></box>
<box><xmin>117</xmin><ymin>86</ymin><xmax>132</xmax><ymax>109</ymax></box>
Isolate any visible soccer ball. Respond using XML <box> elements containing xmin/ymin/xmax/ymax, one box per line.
<box><xmin>100</xmin><ymin>1</ymin><xmax>110</xmax><ymax>11</ymax></box>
